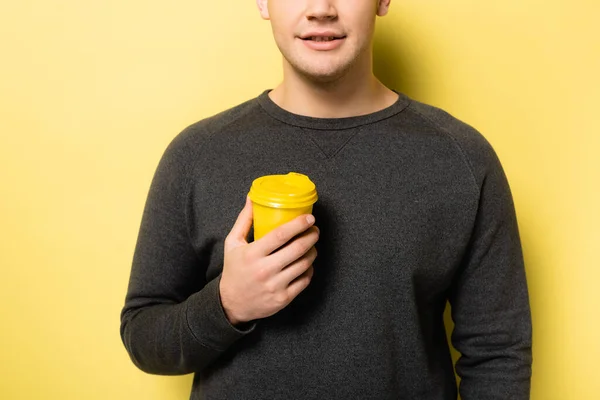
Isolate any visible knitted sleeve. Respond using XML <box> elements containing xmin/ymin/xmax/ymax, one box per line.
<box><xmin>448</xmin><ymin>138</ymin><xmax>532</xmax><ymax>399</ymax></box>
<box><xmin>119</xmin><ymin>127</ymin><xmax>254</xmax><ymax>375</ymax></box>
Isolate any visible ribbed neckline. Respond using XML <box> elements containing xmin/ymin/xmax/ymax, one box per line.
<box><xmin>257</xmin><ymin>89</ymin><xmax>411</xmax><ymax>131</ymax></box>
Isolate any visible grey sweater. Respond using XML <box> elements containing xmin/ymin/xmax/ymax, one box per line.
<box><xmin>120</xmin><ymin>90</ymin><xmax>532</xmax><ymax>399</ymax></box>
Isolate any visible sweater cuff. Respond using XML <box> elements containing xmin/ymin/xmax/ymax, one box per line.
<box><xmin>185</xmin><ymin>275</ymin><xmax>256</xmax><ymax>351</ymax></box>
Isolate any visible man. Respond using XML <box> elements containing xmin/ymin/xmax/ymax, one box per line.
<box><xmin>120</xmin><ymin>0</ymin><xmax>532</xmax><ymax>399</ymax></box>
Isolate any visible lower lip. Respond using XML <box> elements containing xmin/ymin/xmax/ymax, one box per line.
<box><xmin>300</xmin><ymin>37</ymin><xmax>346</xmax><ymax>51</ymax></box>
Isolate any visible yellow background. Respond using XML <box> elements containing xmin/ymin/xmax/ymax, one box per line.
<box><xmin>1</xmin><ymin>1</ymin><xmax>598</xmax><ymax>399</ymax></box>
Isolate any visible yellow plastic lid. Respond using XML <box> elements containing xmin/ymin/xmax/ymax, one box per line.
<box><xmin>248</xmin><ymin>172</ymin><xmax>318</xmax><ymax>209</ymax></box>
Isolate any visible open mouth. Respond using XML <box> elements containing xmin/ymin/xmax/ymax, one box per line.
<box><xmin>301</xmin><ymin>36</ymin><xmax>346</xmax><ymax>42</ymax></box>
<box><xmin>298</xmin><ymin>33</ymin><xmax>347</xmax><ymax>50</ymax></box>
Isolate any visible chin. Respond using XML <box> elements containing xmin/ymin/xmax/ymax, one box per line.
<box><xmin>293</xmin><ymin>62</ymin><xmax>353</xmax><ymax>84</ymax></box>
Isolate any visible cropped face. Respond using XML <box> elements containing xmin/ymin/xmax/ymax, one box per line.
<box><xmin>257</xmin><ymin>0</ymin><xmax>391</xmax><ymax>83</ymax></box>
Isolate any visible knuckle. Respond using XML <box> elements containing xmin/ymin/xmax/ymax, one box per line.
<box><xmin>301</xmin><ymin>268</ymin><xmax>314</xmax><ymax>285</ymax></box>
<box><xmin>312</xmin><ymin>232</ymin><xmax>321</xmax><ymax>243</ymax></box>
<box><xmin>274</xmin><ymin>228</ymin><xmax>287</xmax><ymax>243</ymax></box>
<box><xmin>301</xmin><ymin>257</ymin><xmax>312</xmax><ymax>270</ymax></box>
<box><xmin>264</xmin><ymin>280</ymin><xmax>277</xmax><ymax>295</ymax></box>
<box><xmin>298</xmin><ymin>277</ymin><xmax>311</xmax><ymax>291</ymax></box>
<box><xmin>254</xmin><ymin>266</ymin><xmax>270</xmax><ymax>282</ymax></box>
<box><xmin>274</xmin><ymin>292</ymin><xmax>289</xmax><ymax>306</ymax></box>
<box><xmin>306</xmin><ymin>266</ymin><xmax>314</xmax><ymax>279</ymax></box>
<box><xmin>294</xmin><ymin>240</ymin><xmax>310</xmax><ymax>255</ymax></box>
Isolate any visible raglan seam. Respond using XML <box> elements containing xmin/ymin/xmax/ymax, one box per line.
<box><xmin>407</xmin><ymin>105</ymin><xmax>481</xmax><ymax>194</ymax></box>
<box><xmin>180</xmin><ymin>102</ymin><xmax>262</xmax><ymax>261</ymax></box>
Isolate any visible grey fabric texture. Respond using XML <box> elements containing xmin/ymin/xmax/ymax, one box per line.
<box><xmin>120</xmin><ymin>90</ymin><xmax>532</xmax><ymax>400</ymax></box>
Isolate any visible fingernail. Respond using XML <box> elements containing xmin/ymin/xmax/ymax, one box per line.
<box><xmin>306</xmin><ymin>215</ymin><xmax>315</xmax><ymax>225</ymax></box>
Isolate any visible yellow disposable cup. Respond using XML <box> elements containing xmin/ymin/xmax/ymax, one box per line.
<box><xmin>248</xmin><ymin>172</ymin><xmax>318</xmax><ymax>241</ymax></box>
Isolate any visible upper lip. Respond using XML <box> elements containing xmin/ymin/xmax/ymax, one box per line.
<box><xmin>299</xmin><ymin>31</ymin><xmax>346</xmax><ymax>40</ymax></box>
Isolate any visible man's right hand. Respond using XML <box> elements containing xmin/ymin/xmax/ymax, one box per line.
<box><xmin>219</xmin><ymin>196</ymin><xmax>319</xmax><ymax>325</ymax></box>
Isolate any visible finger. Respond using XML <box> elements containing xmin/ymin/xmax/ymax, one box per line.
<box><xmin>251</xmin><ymin>214</ymin><xmax>316</xmax><ymax>257</ymax></box>
<box><xmin>286</xmin><ymin>266</ymin><xmax>314</xmax><ymax>299</ymax></box>
<box><xmin>273</xmin><ymin>246</ymin><xmax>317</xmax><ymax>288</ymax></box>
<box><xmin>266</xmin><ymin>226</ymin><xmax>319</xmax><ymax>270</ymax></box>
<box><xmin>225</xmin><ymin>196</ymin><xmax>253</xmax><ymax>249</ymax></box>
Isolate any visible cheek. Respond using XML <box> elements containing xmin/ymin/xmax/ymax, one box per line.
<box><xmin>340</xmin><ymin>5</ymin><xmax>377</xmax><ymax>32</ymax></box>
<box><xmin>350</xmin><ymin>16</ymin><xmax>376</xmax><ymax>45</ymax></box>
<box><xmin>268</xmin><ymin>3</ymin><xmax>303</xmax><ymax>29</ymax></box>
<box><xmin>269</xmin><ymin>20</ymin><xmax>290</xmax><ymax>44</ymax></box>
<box><xmin>269</xmin><ymin>12</ymin><xmax>299</xmax><ymax>41</ymax></box>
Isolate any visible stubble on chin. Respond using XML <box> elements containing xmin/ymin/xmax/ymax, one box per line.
<box><xmin>284</xmin><ymin>53</ymin><xmax>357</xmax><ymax>85</ymax></box>
<box><xmin>296</xmin><ymin>65</ymin><xmax>347</xmax><ymax>85</ymax></box>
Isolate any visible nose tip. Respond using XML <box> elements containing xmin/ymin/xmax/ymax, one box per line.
<box><xmin>307</xmin><ymin>14</ymin><xmax>336</xmax><ymax>21</ymax></box>
<box><xmin>305</xmin><ymin>1</ymin><xmax>337</xmax><ymax>20</ymax></box>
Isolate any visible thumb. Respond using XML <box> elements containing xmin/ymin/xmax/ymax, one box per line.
<box><xmin>225</xmin><ymin>196</ymin><xmax>254</xmax><ymax>249</ymax></box>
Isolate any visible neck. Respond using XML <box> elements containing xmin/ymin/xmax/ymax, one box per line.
<box><xmin>269</xmin><ymin>53</ymin><xmax>398</xmax><ymax>119</ymax></box>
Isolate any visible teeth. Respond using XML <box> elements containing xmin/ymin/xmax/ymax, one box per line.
<box><xmin>311</xmin><ymin>36</ymin><xmax>335</xmax><ymax>42</ymax></box>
